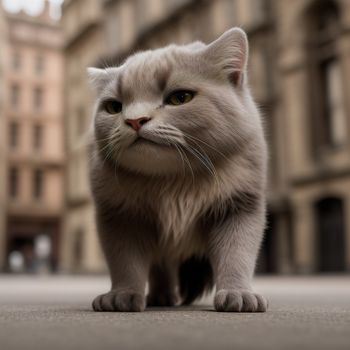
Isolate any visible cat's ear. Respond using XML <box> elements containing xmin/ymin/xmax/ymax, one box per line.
<box><xmin>204</xmin><ymin>27</ymin><xmax>248</xmax><ymax>87</ymax></box>
<box><xmin>87</xmin><ymin>67</ymin><xmax>113</xmax><ymax>93</ymax></box>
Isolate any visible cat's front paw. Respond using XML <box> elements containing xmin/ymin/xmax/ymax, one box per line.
<box><xmin>92</xmin><ymin>290</ymin><xmax>145</xmax><ymax>312</ymax></box>
<box><xmin>214</xmin><ymin>289</ymin><xmax>268</xmax><ymax>312</ymax></box>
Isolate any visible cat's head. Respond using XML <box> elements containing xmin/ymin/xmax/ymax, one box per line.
<box><xmin>88</xmin><ymin>28</ymin><xmax>260</xmax><ymax>176</ymax></box>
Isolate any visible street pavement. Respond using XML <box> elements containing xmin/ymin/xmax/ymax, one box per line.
<box><xmin>0</xmin><ymin>275</ymin><xmax>349</xmax><ymax>350</ymax></box>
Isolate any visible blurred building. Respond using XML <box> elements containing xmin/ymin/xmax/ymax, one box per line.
<box><xmin>0</xmin><ymin>2</ymin><xmax>64</xmax><ymax>273</ymax></box>
<box><xmin>0</xmin><ymin>4</ymin><xmax>7</xmax><ymax>270</ymax></box>
<box><xmin>61</xmin><ymin>0</ymin><xmax>350</xmax><ymax>274</ymax></box>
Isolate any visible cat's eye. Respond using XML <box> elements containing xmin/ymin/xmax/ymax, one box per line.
<box><xmin>166</xmin><ymin>90</ymin><xmax>195</xmax><ymax>106</ymax></box>
<box><xmin>103</xmin><ymin>100</ymin><xmax>122</xmax><ymax>114</ymax></box>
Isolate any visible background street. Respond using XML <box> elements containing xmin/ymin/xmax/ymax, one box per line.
<box><xmin>0</xmin><ymin>275</ymin><xmax>349</xmax><ymax>350</ymax></box>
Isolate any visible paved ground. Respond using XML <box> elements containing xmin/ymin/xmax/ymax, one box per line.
<box><xmin>0</xmin><ymin>275</ymin><xmax>349</xmax><ymax>350</ymax></box>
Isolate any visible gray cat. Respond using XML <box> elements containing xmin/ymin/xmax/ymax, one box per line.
<box><xmin>87</xmin><ymin>27</ymin><xmax>268</xmax><ymax>312</ymax></box>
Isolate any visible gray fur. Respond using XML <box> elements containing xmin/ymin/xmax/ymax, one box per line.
<box><xmin>87</xmin><ymin>28</ymin><xmax>268</xmax><ymax>312</ymax></box>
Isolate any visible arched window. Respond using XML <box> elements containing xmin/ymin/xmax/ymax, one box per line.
<box><xmin>314</xmin><ymin>196</ymin><xmax>346</xmax><ymax>272</ymax></box>
<box><xmin>307</xmin><ymin>1</ymin><xmax>347</xmax><ymax>152</ymax></box>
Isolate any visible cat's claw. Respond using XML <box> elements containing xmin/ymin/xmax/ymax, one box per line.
<box><xmin>214</xmin><ymin>289</ymin><xmax>268</xmax><ymax>312</ymax></box>
<box><xmin>92</xmin><ymin>291</ymin><xmax>145</xmax><ymax>312</ymax></box>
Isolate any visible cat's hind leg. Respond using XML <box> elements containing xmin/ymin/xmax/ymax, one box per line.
<box><xmin>147</xmin><ymin>262</ymin><xmax>179</xmax><ymax>307</ymax></box>
<box><xmin>178</xmin><ymin>256</ymin><xmax>214</xmax><ymax>305</ymax></box>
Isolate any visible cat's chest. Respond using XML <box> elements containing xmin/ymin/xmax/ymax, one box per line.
<box><xmin>154</xmin><ymin>186</ymin><xmax>211</xmax><ymax>241</ymax></box>
<box><xmin>150</xmin><ymin>191</ymin><xmax>208</xmax><ymax>258</ymax></box>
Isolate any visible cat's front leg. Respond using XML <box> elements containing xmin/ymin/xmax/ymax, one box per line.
<box><xmin>92</xmin><ymin>208</ymin><xmax>152</xmax><ymax>312</ymax></box>
<box><xmin>206</xmin><ymin>191</ymin><xmax>268</xmax><ymax>312</ymax></box>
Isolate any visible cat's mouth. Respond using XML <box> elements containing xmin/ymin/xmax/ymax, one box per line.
<box><xmin>131</xmin><ymin>136</ymin><xmax>170</xmax><ymax>148</ymax></box>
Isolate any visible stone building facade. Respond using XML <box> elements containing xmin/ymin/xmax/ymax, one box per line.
<box><xmin>61</xmin><ymin>0</ymin><xmax>350</xmax><ymax>274</ymax></box>
<box><xmin>0</xmin><ymin>4</ymin><xmax>7</xmax><ymax>269</ymax></box>
<box><xmin>0</xmin><ymin>4</ymin><xmax>64</xmax><ymax>272</ymax></box>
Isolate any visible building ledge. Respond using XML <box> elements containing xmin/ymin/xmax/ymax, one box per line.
<box><xmin>291</xmin><ymin>167</ymin><xmax>350</xmax><ymax>186</ymax></box>
<box><xmin>7</xmin><ymin>205</ymin><xmax>63</xmax><ymax>218</ymax></box>
<box><xmin>65</xmin><ymin>196</ymin><xmax>91</xmax><ymax>208</ymax></box>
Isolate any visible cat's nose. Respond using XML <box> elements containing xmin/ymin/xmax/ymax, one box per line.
<box><xmin>125</xmin><ymin>117</ymin><xmax>151</xmax><ymax>131</ymax></box>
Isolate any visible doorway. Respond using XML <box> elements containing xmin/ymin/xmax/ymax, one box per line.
<box><xmin>315</xmin><ymin>197</ymin><xmax>346</xmax><ymax>272</ymax></box>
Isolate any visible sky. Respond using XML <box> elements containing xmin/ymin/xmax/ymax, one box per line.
<box><xmin>2</xmin><ymin>0</ymin><xmax>64</xmax><ymax>20</ymax></box>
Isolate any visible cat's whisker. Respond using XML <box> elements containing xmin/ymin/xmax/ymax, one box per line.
<box><xmin>88</xmin><ymin>129</ymin><xmax>121</xmax><ymax>163</ymax></box>
<box><xmin>182</xmin><ymin>144</ymin><xmax>211</xmax><ymax>175</ymax></box>
<box><xmin>157</xmin><ymin>132</ymin><xmax>185</xmax><ymax>177</ymax></box>
<box><xmin>95</xmin><ymin>132</ymin><xmax>121</xmax><ymax>144</ymax></box>
<box><xmin>112</xmin><ymin>146</ymin><xmax>123</xmax><ymax>179</ymax></box>
<box><xmin>96</xmin><ymin>129</ymin><xmax>122</xmax><ymax>167</ymax></box>
<box><xmin>182</xmin><ymin>132</ymin><xmax>230</xmax><ymax>161</ymax></box>
<box><xmin>88</xmin><ymin>125</ymin><xmax>121</xmax><ymax>166</ymax></box>
<box><xmin>156</xmin><ymin>131</ymin><xmax>181</xmax><ymax>139</ymax></box>
<box><xmin>156</xmin><ymin>125</ymin><xmax>181</xmax><ymax>133</ymax></box>
<box><xmin>164</xmin><ymin>135</ymin><xmax>187</xmax><ymax>179</ymax></box>
<box><xmin>177</xmin><ymin>144</ymin><xmax>195</xmax><ymax>184</ymax></box>
<box><xmin>151</xmin><ymin>130</ymin><xmax>183</xmax><ymax>146</ymax></box>
<box><xmin>151</xmin><ymin>130</ymin><xmax>195</xmax><ymax>183</ymax></box>
<box><xmin>92</xmin><ymin>129</ymin><xmax>119</xmax><ymax>144</ymax></box>
<box><xmin>94</xmin><ymin>137</ymin><xmax>117</xmax><ymax>160</ymax></box>
<box><xmin>96</xmin><ymin>138</ymin><xmax>117</xmax><ymax>157</ymax></box>
<box><xmin>173</xmin><ymin>144</ymin><xmax>186</xmax><ymax>178</ymax></box>
<box><xmin>182</xmin><ymin>143</ymin><xmax>220</xmax><ymax>187</ymax></box>
<box><xmin>186</xmin><ymin>138</ymin><xmax>220</xmax><ymax>185</ymax></box>
<box><xmin>156</xmin><ymin>126</ymin><xmax>184</xmax><ymax>138</ymax></box>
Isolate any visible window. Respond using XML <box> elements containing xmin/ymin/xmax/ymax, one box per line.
<box><xmin>34</xmin><ymin>87</ymin><xmax>43</xmax><ymax>110</ymax></box>
<box><xmin>9</xmin><ymin>167</ymin><xmax>19</xmax><ymax>198</ymax></box>
<box><xmin>12</xmin><ymin>51</ymin><xmax>21</xmax><ymax>70</ymax></box>
<box><xmin>33</xmin><ymin>169</ymin><xmax>44</xmax><ymax>199</ymax></box>
<box><xmin>9</xmin><ymin>122</ymin><xmax>19</xmax><ymax>149</ymax></box>
<box><xmin>35</xmin><ymin>55</ymin><xmax>44</xmax><ymax>74</ymax></box>
<box><xmin>320</xmin><ymin>58</ymin><xmax>346</xmax><ymax>146</ymax></box>
<box><xmin>307</xmin><ymin>0</ymin><xmax>346</xmax><ymax>150</ymax></box>
<box><xmin>33</xmin><ymin>125</ymin><xmax>43</xmax><ymax>150</ymax></box>
<box><xmin>11</xmin><ymin>84</ymin><xmax>20</xmax><ymax>108</ymax></box>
